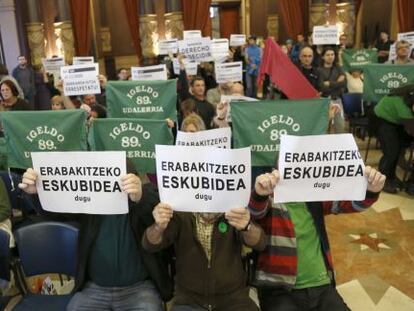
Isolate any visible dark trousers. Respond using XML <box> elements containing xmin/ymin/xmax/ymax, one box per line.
<box><xmin>377</xmin><ymin>118</ymin><xmax>412</xmax><ymax>180</ymax></box>
<box><xmin>258</xmin><ymin>285</ymin><xmax>351</xmax><ymax>311</ymax></box>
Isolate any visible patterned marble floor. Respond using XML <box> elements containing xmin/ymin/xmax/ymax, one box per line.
<box><xmin>327</xmin><ymin>141</ymin><xmax>414</xmax><ymax>310</ymax></box>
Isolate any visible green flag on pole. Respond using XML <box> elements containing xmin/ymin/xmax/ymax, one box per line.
<box><xmin>106</xmin><ymin>80</ymin><xmax>177</xmax><ymax>121</ymax></box>
<box><xmin>1</xmin><ymin>110</ymin><xmax>87</xmax><ymax>169</ymax></box>
<box><xmin>342</xmin><ymin>49</ymin><xmax>378</xmax><ymax>71</ymax></box>
<box><xmin>232</xmin><ymin>99</ymin><xmax>329</xmax><ymax>166</ymax></box>
<box><xmin>363</xmin><ymin>64</ymin><xmax>414</xmax><ymax>102</ymax></box>
<box><xmin>89</xmin><ymin>118</ymin><xmax>173</xmax><ymax>173</ymax></box>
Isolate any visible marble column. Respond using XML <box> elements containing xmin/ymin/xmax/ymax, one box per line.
<box><xmin>267</xmin><ymin>0</ymin><xmax>279</xmax><ymax>40</ymax></box>
<box><xmin>25</xmin><ymin>0</ymin><xmax>45</xmax><ymax>66</ymax></box>
<box><xmin>0</xmin><ymin>0</ymin><xmax>20</xmax><ymax>69</ymax></box>
<box><xmin>309</xmin><ymin>0</ymin><xmax>329</xmax><ymax>31</ymax></box>
<box><xmin>139</xmin><ymin>0</ymin><xmax>158</xmax><ymax>59</ymax></box>
<box><xmin>99</xmin><ymin>0</ymin><xmax>111</xmax><ymax>53</ymax></box>
<box><xmin>54</xmin><ymin>0</ymin><xmax>74</xmax><ymax>64</ymax></box>
<box><xmin>336</xmin><ymin>0</ymin><xmax>355</xmax><ymax>45</ymax></box>
<box><xmin>164</xmin><ymin>0</ymin><xmax>184</xmax><ymax>40</ymax></box>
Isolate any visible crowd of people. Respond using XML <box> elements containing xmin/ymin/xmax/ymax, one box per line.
<box><xmin>0</xmin><ymin>28</ymin><xmax>412</xmax><ymax>311</ymax></box>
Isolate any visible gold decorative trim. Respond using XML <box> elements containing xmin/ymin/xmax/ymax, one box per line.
<box><xmin>26</xmin><ymin>22</ymin><xmax>45</xmax><ymax>67</ymax></box>
<box><xmin>267</xmin><ymin>14</ymin><xmax>279</xmax><ymax>41</ymax></box>
<box><xmin>139</xmin><ymin>14</ymin><xmax>158</xmax><ymax>58</ymax></box>
<box><xmin>54</xmin><ymin>21</ymin><xmax>75</xmax><ymax>65</ymax></box>
<box><xmin>164</xmin><ymin>11</ymin><xmax>184</xmax><ymax>39</ymax></box>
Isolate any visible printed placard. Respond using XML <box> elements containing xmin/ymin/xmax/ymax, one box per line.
<box><xmin>60</xmin><ymin>63</ymin><xmax>100</xmax><ymax>96</ymax></box>
<box><xmin>172</xmin><ymin>58</ymin><xmax>199</xmax><ymax>75</ymax></box>
<box><xmin>158</xmin><ymin>39</ymin><xmax>178</xmax><ymax>55</ymax></box>
<box><xmin>215</xmin><ymin>61</ymin><xmax>243</xmax><ymax>83</ymax></box>
<box><xmin>72</xmin><ymin>56</ymin><xmax>94</xmax><ymax>65</ymax></box>
<box><xmin>211</xmin><ymin>39</ymin><xmax>229</xmax><ymax>62</ymax></box>
<box><xmin>312</xmin><ymin>25</ymin><xmax>339</xmax><ymax>45</ymax></box>
<box><xmin>388</xmin><ymin>43</ymin><xmax>397</xmax><ymax>61</ymax></box>
<box><xmin>183</xmin><ymin>30</ymin><xmax>202</xmax><ymax>39</ymax></box>
<box><xmin>131</xmin><ymin>64</ymin><xmax>168</xmax><ymax>81</ymax></box>
<box><xmin>32</xmin><ymin>151</ymin><xmax>128</xmax><ymax>214</ymax></box>
<box><xmin>178</xmin><ymin>37</ymin><xmax>212</xmax><ymax>62</ymax></box>
<box><xmin>156</xmin><ymin>145</ymin><xmax>251</xmax><ymax>213</ymax></box>
<box><xmin>397</xmin><ymin>31</ymin><xmax>414</xmax><ymax>45</ymax></box>
<box><xmin>175</xmin><ymin>128</ymin><xmax>231</xmax><ymax>149</ymax></box>
<box><xmin>42</xmin><ymin>57</ymin><xmax>64</xmax><ymax>75</ymax></box>
<box><xmin>275</xmin><ymin>134</ymin><xmax>366</xmax><ymax>202</ymax></box>
<box><xmin>230</xmin><ymin>34</ymin><xmax>246</xmax><ymax>46</ymax></box>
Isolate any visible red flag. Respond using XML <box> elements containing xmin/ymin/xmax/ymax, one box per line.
<box><xmin>258</xmin><ymin>38</ymin><xmax>319</xmax><ymax>99</ymax></box>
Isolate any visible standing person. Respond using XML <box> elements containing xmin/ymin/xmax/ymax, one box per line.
<box><xmin>318</xmin><ymin>47</ymin><xmax>347</xmax><ymax>133</ymax></box>
<box><xmin>249</xmin><ymin>166</ymin><xmax>386</xmax><ymax>311</ymax></box>
<box><xmin>18</xmin><ymin>168</ymin><xmax>173</xmax><ymax>310</ymax></box>
<box><xmin>385</xmin><ymin>40</ymin><xmax>414</xmax><ymax>65</ymax></box>
<box><xmin>33</xmin><ymin>65</ymin><xmax>51</xmax><ymax>110</ymax></box>
<box><xmin>296</xmin><ymin>47</ymin><xmax>320</xmax><ymax>91</ymax></box>
<box><xmin>245</xmin><ymin>36</ymin><xmax>262</xmax><ymax>98</ymax></box>
<box><xmin>178</xmin><ymin>55</ymin><xmax>216</xmax><ymax>130</ymax></box>
<box><xmin>291</xmin><ymin>34</ymin><xmax>306</xmax><ymax>63</ymax></box>
<box><xmin>375</xmin><ymin>31</ymin><xmax>393</xmax><ymax>64</ymax></box>
<box><xmin>12</xmin><ymin>55</ymin><xmax>36</xmax><ymax>108</ymax></box>
<box><xmin>374</xmin><ymin>84</ymin><xmax>414</xmax><ymax>194</ymax></box>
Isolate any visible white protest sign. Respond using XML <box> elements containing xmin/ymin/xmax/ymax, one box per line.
<box><xmin>215</xmin><ymin>61</ymin><xmax>243</xmax><ymax>84</ymax></box>
<box><xmin>178</xmin><ymin>37</ymin><xmax>212</xmax><ymax>62</ymax></box>
<box><xmin>42</xmin><ymin>57</ymin><xmax>65</xmax><ymax>75</ymax></box>
<box><xmin>230</xmin><ymin>34</ymin><xmax>246</xmax><ymax>46</ymax></box>
<box><xmin>175</xmin><ymin>128</ymin><xmax>232</xmax><ymax>149</ymax></box>
<box><xmin>397</xmin><ymin>31</ymin><xmax>414</xmax><ymax>45</ymax></box>
<box><xmin>388</xmin><ymin>43</ymin><xmax>397</xmax><ymax>61</ymax></box>
<box><xmin>31</xmin><ymin>151</ymin><xmax>128</xmax><ymax>214</ymax></box>
<box><xmin>60</xmin><ymin>63</ymin><xmax>100</xmax><ymax>96</ymax></box>
<box><xmin>312</xmin><ymin>25</ymin><xmax>339</xmax><ymax>45</ymax></box>
<box><xmin>211</xmin><ymin>39</ymin><xmax>229</xmax><ymax>62</ymax></box>
<box><xmin>158</xmin><ymin>39</ymin><xmax>178</xmax><ymax>55</ymax></box>
<box><xmin>172</xmin><ymin>58</ymin><xmax>198</xmax><ymax>75</ymax></box>
<box><xmin>275</xmin><ymin>134</ymin><xmax>367</xmax><ymax>203</ymax></box>
<box><xmin>131</xmin><ymin>64</ymin><xmax>168</xmax><ymax>81</ymax></box>
<box><xmin>221</xmin><ymin>94</ymin><xmax>259</xmax><ymax>122</ymax></box>
<box><xmin>156</xmin><ymin>145</ymin><xmax>251</xmax><ymax>213</ymax></box>
<box><xmin>72</xmin><ymin>56</ymin><xmax>94</xmax><ymax>65</ymax></box>
<box><xmin>183</xmin><ymin>30</ymin><xmax>202</xmax><ymax>39</ymax></box>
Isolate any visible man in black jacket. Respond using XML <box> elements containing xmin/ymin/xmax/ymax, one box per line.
<box><xmin>19</xmin><ymin>168</ymin><xmax>173</xmax><ymax>310</ymax></box>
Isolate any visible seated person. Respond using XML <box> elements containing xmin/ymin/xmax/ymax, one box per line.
<box><xmin>18</xmin><ymin>167</ymin><xmax>173</xmax><ymax>310</ymax></box>
<box><xmin>143</xmin><ymin>203</ymin><xmax>266</xmax><ymax>311</ymax></box>
<box><xmin>248</xmin><ymin>166</ymin><xmax>385</xmax><ymax>311</ymax></box>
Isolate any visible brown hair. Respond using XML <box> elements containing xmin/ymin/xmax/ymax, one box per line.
<box><xmin>0</xmin><ymin>80</ymin><xmax>19</xmax><ymax>97</ymax></box>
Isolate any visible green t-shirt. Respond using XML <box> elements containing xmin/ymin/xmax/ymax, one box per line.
<box><xmin>88</xmin><ymin>215</ymin><xmax>148</xmax><ymax>287</ymax></box>
<box><xmin>285</xmin><ymin>202</ymin><xmax>331</xmax><ymax>289</ymax></box>
<box><xmin>374</xmin><ymin>96</ymin><xmax>413</xmax><ymax>125</ymax></box>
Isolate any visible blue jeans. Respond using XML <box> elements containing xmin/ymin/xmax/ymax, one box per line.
<box><xmin>245</xmin><ymin>73</ymin><xmax>257</xmax><ymax>98</ymax></box>
<box><xmin>66</xmin><ymin>280</ymin><xmax>164</xmax><ymax>311</ymax></box>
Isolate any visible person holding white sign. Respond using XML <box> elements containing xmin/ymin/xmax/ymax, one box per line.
<box><xmin>18</xmin><ymin>167</ymin><xmax>173</xmax><ymax>310</ymax></box>
<box><xmin>385</xmin><ymin>40</ymin><xmax>414</xmax><ymax>65</ymax></box>
<box><xmin>143</xmin><ymin>202</ymin><xmax>265</xmax><ymax>310</ymax></box>
<box><xmin>248</xmin><ymin>166</ymin><xmax>385</xmax><ymax>311</ymax></box>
